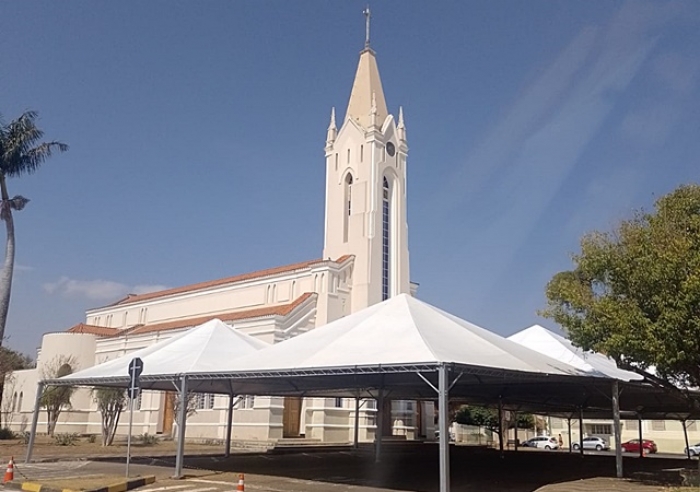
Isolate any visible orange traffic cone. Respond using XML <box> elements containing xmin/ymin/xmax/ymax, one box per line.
<box><xmin>3</xmin><ymin>456</ymin><xmax>14</xmax><ymax>483</ymax></box>
<box><xmin>236</xmin><ymin>473</ymin><xmax>245</xmax><ymax>492</ymax></box>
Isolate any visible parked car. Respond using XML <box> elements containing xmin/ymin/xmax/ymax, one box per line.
<box><xmin>522</xmin><ymin>436</ymin><xmax>559</xmax><ymax>450</ymax></box>
<box><xmin>622</xmin><ymin>439</ymin><xmax>658</xmax><ymax>454</ymax></box>
<box><xmin>572</xmin><ymin>436</ymin><xmax>610</xmax><ymax>451</ymax></box>
<box><xmin>684</xmin><ymin>443</ymin><xmax>700</xmax><ymax>456</ymax></box>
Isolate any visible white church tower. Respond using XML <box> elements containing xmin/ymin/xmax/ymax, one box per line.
<box><xmin>323</xmin><ymin>9</ymin><xmax>411</xmax><ymax>312</ymax></box>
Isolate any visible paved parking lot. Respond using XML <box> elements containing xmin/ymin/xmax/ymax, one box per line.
<box><xmin>4</xmin><ymin>444</ymin><xmax>697</xmax><ymax>492</ymax></box>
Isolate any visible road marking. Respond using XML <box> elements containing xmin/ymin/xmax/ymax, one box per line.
<box><xmin>140</xmin><ymin>486</ymin><xmax>192</xmax><ymax>492</ymax></box>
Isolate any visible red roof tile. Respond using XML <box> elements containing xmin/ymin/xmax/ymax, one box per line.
<box><xmin>66</xmin><ymin>323</ymin><xmax>120</xmax><ymax>337</ymax></box>
<box><xmin>126</xmin><ymin>292</ymin><xmax>316</xmax><ymax>336</ymax></box>
<box><xmin>110</xmin><ymin>256</ymin><xmax>352</xmax><ymax>307</ymax></box>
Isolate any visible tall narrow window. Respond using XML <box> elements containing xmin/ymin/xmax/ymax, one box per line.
<box><xmin>360</xmin><ymin>145</ymin><xmax>364</xmax><ymax>162</ymax></box>
<box><xmin>347</xmin><ymin>148</ymin><xmax>350</xmax><ymax>164</ymax></box>
<box><xmin>17</xmin><ymin>392</ymin><xmax>23</xmax><ymax>412</ymax></box>
<box><xmin>344</xmin><ymin>174</ymin><xmax>353</xmax><ymax>243</ymax></box>
<box><xmin>382</xmin><ymin>177</ymin><xmax>390</xmax><ymax>300</ymax></box>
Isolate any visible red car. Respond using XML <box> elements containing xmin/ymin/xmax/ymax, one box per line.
<box><xmin>621</xmin><ymin>439</ymin><xmax>657</xmax><ymax>454</ymax></box>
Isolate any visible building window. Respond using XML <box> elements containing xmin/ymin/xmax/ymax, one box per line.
<box><xmin>195</xmin><ymin>393</ymin><xmax>216</xmax><ymax>410</ymax></box>
<box><xmin>382</xmin><ymin>177</ymin><xmax>390</xmax><ymax>300</ymax></box>
<box><xmin>589</xmin><ymin>424</ymin><xmax>612</xmax><ymax>435</ymax></box>
<box><xmin>652</xmin><ymin>420</ymin><xmax>666</xmax><ymax>431</ymax></box>
<box><xmin>17</xmin><ymin>392</ymin><xmax>23</xmax><ymax>412</ymax></box>
<box><xmin>334</xmin><ymin>398</ymin><xmax>344</xmax><ymax>408</ymax></box>
<box><xmin>237</xmin><ymin>395</ymin><xmax>255</xmax><ymax>410</ymax></box>
<box><xmin>335</xmin><ymin>153</ymin><xmax>338</xmax><ymax>170</ymax></box>
<box><xmin>347</xmin><ymin>148</ymin><xmax>350</xmax><ymax>164</ymax></box>
<box><xmin>360</xmin><ymin>145</ymin><xmax>364</xmax><ymax>162</ymax></box>
<box><xmin>344</xmin><ymin>174</ymin><xmax>353</xmax><ymax>243</ymax></box>
<box><xmin>11</xmin><ymin>392</ymin><xmax>17</xmax><ymax>412</ymax></box>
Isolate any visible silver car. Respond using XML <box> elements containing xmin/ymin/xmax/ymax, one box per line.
<box><xmin>573</xmin><ymin>436</ymin><xmax>609</xmax><ymax>451</ymax></box>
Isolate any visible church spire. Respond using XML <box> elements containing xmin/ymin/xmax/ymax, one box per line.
<box><xmin>397</xmin><ymin>106</ymin><xmax>406</xmax><ymax>142</ymax></box>
<box><xmin>345</xmin><ymin>8</ymin><xmax>388</xmax><ymax>129</ymax></box>
<box><xmin>326</xmin><ymin>107</ymin><xmax>337</xmax><ymax>147</ymax></box>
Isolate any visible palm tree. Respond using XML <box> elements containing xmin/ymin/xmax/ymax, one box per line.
<box><xmin>0</xmin><ymin>111</ymin><xmax>67</xmax><ymax>345</ymax></box>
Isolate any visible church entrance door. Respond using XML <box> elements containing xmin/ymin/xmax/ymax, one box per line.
<box><xmin>162</xmin><ymin>391</ymin><xmax>174</xmax><ymax>436</ymax></box>
<box><xmin>282</xmin><ymin>397</ymin><xmax>302</xmax><ymax>437</ymax></box>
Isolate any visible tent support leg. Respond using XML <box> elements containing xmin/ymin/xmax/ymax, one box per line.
<box><xmin>612</xmin><ymin>380</ymin><xmax>623</xmax><ymax>478</ymax></box>
<box><xmin>578</xmin><ymin>407</ymin><xmax>584</xmax><ymax>457</ymax></box>
<box><xmin>353</xmin><ymin>397</ymin><xmax>360</xmax><ymax>449</ymax></box>
<box><xmin>567</xmin><ymin>418</ymin><xmax>572</xmax><ymax>453</ymax></box>
<box><xmin>497</xmin><ymin>397</ymin><xmax>504</xmax><ymax>457</ymax></box>
<box><xmin>224</xmin><ymin>394</ymin><xmax>234</xmax><ymax>458</ymax></box>
<box><xmin>683</xmin><ymin>420</ymin><xmax>691</xmax><ymax>460</ymax></box>
<box><xmin>513</xmin><ymin>411</ymin><xmax>518</xmax><ymax>451</ymax></box>
<box><xmin>438</xmin><ymin>365</ymin><xmax>450</xmax><ymax>492</ymax></box>
<box><xmin>174</xmin><ymin>375</ymin><xmax>188</xmax><ymax>479</ymax></box>
<box><xmin>25</xmin><ymin>382</ymin><xmax>44</xmax><ymax>464</ymax></box>
<box><xmin>638</xmin><ymin>414</ymin><xmax>643</xmax><ymax>458</ymax></box>
<box><xmin>375</xmin><ymin>387</ymin><xmax>384</xmax><ymax>463</ymax></box>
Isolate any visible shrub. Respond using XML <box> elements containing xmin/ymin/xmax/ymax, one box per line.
<box><xmin>87</xmin><ymin>434</ymin><xmax>96</xmax><ymax>443</ymax></box>
<box><xmin>139</xmin><ymin>433</ymin><xmax>158</xmax><ymax>445</ymax></box>
<box><xmin>53</xmin><ymin>433</ymin><xmax>78</xmax><ymax>446</ymax></box>
<box><xmin>0</xmin><ymin>428</ymin><xmax>15</xmax><ymax>440</ymax></box>
<box><xmin>18</xmin><ymin>431</ymin><xmax>30</xmax><ymax>444</ymax></box>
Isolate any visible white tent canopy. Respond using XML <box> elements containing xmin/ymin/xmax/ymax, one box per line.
<box><xmin>57</xmin><ymin>318</ymin><xmax>269</xmax><ymax>389</ymax></box>
<box><xmin>508</xmin><ymin>324</ymin><xmax>643</xmax><ymax>382</ymax></box>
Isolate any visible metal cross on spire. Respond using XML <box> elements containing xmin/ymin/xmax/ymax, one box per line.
<box><xmin>363</xmin><ymin>6</ymin><xmax>371</xmax><ymax>48</ymax></box>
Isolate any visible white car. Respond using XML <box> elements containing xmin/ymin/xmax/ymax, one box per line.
<box><xmin>522</xmin><ymin>436</ymin><xmax>559</xmax><ymax>450</ymax></box>
<box><xmin>573</xmin><ymin>436</ymin><xmax>610</xmax><ymax>451</ymax></box>
<box><xmin>685</xmin><ymin>443</ymin><xmax>700</xmax><ymax>456</ymax></box>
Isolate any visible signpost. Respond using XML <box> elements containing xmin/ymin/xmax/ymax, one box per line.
<box><xmin>125</xmin><ymin>357</ymin><xmax>143</xmax><ymax>477</ymax></box>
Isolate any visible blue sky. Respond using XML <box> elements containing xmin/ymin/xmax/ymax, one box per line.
<box><xmin>1</xmin><ymin>1</ymin><xmax>699</xmax><ymax>356</ymax></box>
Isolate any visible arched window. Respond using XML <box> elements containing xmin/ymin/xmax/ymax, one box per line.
<box><xmin>344</xmin><ymin>174</ymin><xmax>354</xmax><ymax>243</ymax></box>
<box><xmin>382</xmin><ymin>177</ymin><xmax>390</xmax><ymax>300</ymax></box>
<box><xmin>17</xmin><ymin>392</ymin><xmax>23</xmax><ymax>412</ymax></box>
<box><xmin>11</xmin><ymin>392</ymin><xmax>17</xmax><ymax>413</ymax></box>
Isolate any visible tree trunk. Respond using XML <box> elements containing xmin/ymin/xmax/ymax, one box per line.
<box><xmin>0</xmin><ymin>175</ymin><xmax>15</xmax><ymax>347</ymax></box>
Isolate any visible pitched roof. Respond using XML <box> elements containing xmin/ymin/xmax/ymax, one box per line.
<box><xmin>66</xmin><ymin>323</ymin><xmax>120</xmax><ymax>337</ymax></box>
<box><xmin>126</xmin><ymin>292</ymin><xmax>317</xmax><ymax>336</ymax></box>
<box><xmin>107</xmin><ymin>256</ymin><xmax>352</xmax><ymax>308</ymax></box>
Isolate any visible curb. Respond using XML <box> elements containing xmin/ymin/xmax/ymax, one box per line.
<box><xmin>4</xmin><ymin>475</ymin><xmax>156</xmax><ymax>492</ymax></box>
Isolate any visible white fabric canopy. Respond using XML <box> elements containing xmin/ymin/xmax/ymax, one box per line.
<box><xmin>59</xmin><ymin>318</ymin><xmax>268</xmax><ymax>383</ymax></box>
<box><xmin>508</xmin><ymin>324</ymin><xmax>643</xmax><ymax>382</ymax></box>
<box><xmin>211</xmin><ymin>294</ymin><xmax>588</xmax><ymax>377</ymax></box>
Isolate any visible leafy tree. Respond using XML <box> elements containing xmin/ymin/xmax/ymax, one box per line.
<box><xmin>542</xmin><ymin>184</ymin><xmax>700</xmax><ymax>389</ymax></box>
<box><xmin>0</xmin><ymin>346</ymin><xmax>33</xmax><ymax>427</ymax></box>
<box><xmin>0</xmin><ymin>111</ymin><xmax>67</xmax><ymax>346</ymax></box>
<box><xmin>454</xmin><ymin>405</ymin><xmax>535</xmax><ymax>434</ymax></box>
<box><xmin>167</xmin><ymin>391</ymin><xmax>197</xmax><ymax>438</ymax></box>
<box><xmin>40</xmin><ymin>356</ymin><xmax>76</xmax><ymax>436</ymax></box>
<box><xmin>93</xmin><ymin>387</ymin><xmax>126</xmax><ymax>446</ymax></box>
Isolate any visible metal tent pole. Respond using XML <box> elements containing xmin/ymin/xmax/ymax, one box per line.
<box><xmin>174</xmin><ymin>375</ymin><xmax>188</xmax><ymax>479</ymax></box>
<box><xmin>612</xmin><ymin>381</ymin><xmax>623</xmax><ymax>478</ymax></box>
<box><xmin>567</xmin><ymin>418</ymin><xmax>572</xmax><ymax>453</ymax></box>
<box><xmin>25</xmin><ymin>382</ymin><xmax>44</xmax><ymax>463</ymax></box>
<box><xmin>375</xmin><ymin>387</ymin><xmax>384</xmax><ymax>463</ymax></box>
<box><xmin>514</xmin><ymin>411</ymin><xmax>519</xmax><ymax>451</ymax></box>
<box><xmin>683</xmin><ymin>420</ymin><xmax>691</xmax><ymax>460</ymax></box>
<box><xmin>225</xmin><ymin>394</ymin><xmax>234</xmax><ymax>458</ymax></box>
<box><xmin>638</xmin><ymin>414</ymin><xmax>643</xmax><ymax>458</ymax></box>
<box><xmin>497</xmin><ymin>397</ymin><xmax>504</xmax><ymax>457</ymax></box>
<box><xmin>438</xmin><ymin>365</ymin><xmax>451</xmax><ymax>492</ymax></box>
<box><xmin>578</xmin><ymin>407</ymin><xmax>584</xmax><ymax>457</ymax></box>
<box><xmin>353</xmin><ymin>397</ymin><xmax>360</xmax><ymax>448</ymax></box>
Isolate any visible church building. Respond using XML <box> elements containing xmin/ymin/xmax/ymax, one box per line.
<box><xmin>4</xmin><ymin>20</ymin><xmax>435</xmax><ymax>444</ymax></box>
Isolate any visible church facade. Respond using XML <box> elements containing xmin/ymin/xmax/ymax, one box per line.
<box><xmin>3</xmin><ymin>38</ymin><xmax>435</xmax><ymax>444</ymax></box>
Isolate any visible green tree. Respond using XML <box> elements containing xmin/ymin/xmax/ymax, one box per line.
<box><xmin>454</xmin><ymin>405</ymin><xmax>535</xmax><ymax>433</ymax></box>
<box><xmin>40</xmin><ymin>356</ymin><xmax>76</xmax><ymax>436</ymax></box>
<box><xmin>542</xmin><ymin>184</ymin><xmax>700</xmax><ymax>389</ymax></box>
<box><xmin>0</xmin><ymin>111</ymin><xmax>67</xmax><ymax>346</ymax></box>
<box><xmin>93</xmin><ymin>387</ymin><xmax>126</xmax><ymax>446</ymax></box>
<box><xmin>0</xmin><ymin>346</ymin><xmax>33</xmax><ymax>427</ymax></box>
